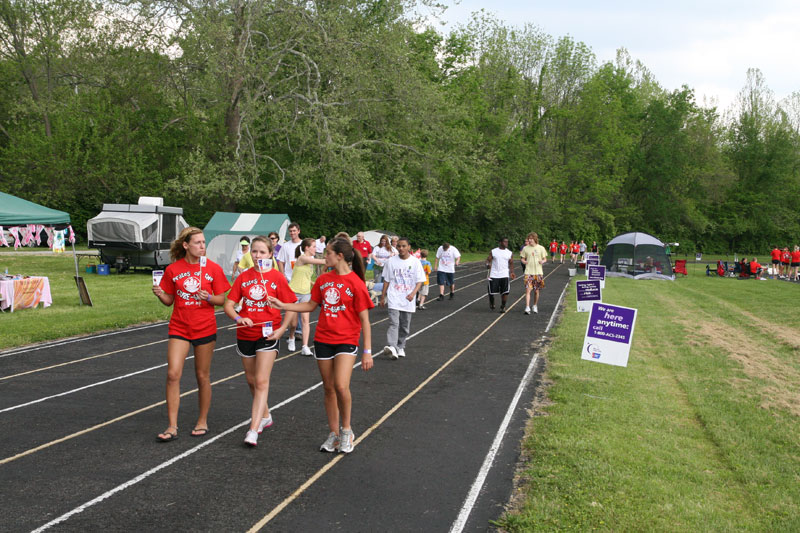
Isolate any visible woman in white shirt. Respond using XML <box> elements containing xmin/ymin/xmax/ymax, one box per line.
<box><xmin>370</xmin><ymin>235</ymin><xmax>395</xmax><ymax>282</ymax></box>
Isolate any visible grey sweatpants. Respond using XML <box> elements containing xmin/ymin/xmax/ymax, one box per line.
<box><xmin>387</xmin><ymin>308</ymin><xmax>413</xmax><ymax>350</ymax></box>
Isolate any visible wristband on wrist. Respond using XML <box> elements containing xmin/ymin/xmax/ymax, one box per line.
<box><xmin>363</xmin><ymin>349</ymin><xmax>372</xmax><ymax>354</ymax></box>
<box><xmin>235</xmin><ymin>315</ymin><xmax>241</xmax><ymax>322</ymax></box>
<box><xmin>206</xmin><ymin>293</ymin><xmax>212</xmax><ymax>302</ymax></box>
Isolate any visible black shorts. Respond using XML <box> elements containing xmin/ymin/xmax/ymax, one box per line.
<box><xmin>169</xmin><ymin>333</ymin><xmax>216</xmax><ymax>346</ymax></box>
<box><xmin>236</xmin><ymin>337</ymin><xmax>279</xmax><ymax>358</ymax></box>
<box><xmin>487</xmin><ymin>277</ymin><xmax>510</xmax><ymax>295</ymax></box>
<box><xmin>313</xmin><ymin>341</ymin><xmax>358</xmax><ymax>360</ymax></box>
<box><xmin>437</xmin><ymin>271</ymin><xmax>455</xmax><ymax>286</ymax></box>
<box><xmin>793</xmin><ymin>262</ymin><xmax>800</xmax><ymax>268</ymax></box>
<box><xmin>772</xmin><ymin>259</ymin><xmax>781</xmax><ymax>265</ymax></box>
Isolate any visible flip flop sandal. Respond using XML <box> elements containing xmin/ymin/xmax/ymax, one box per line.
<box><xmin>157</xmin><ymin>427</ymin><xmax>178</xmax><ymax>442</ymax></box>
<box><xmin>191</xmin><ymin>427</ymin><xmax>210</xmax><ymax>437</ymax></box>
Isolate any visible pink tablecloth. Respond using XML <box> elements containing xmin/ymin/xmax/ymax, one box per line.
<box><xmin>0</xmin><ymin>277</ymin><xmax>52</xmax><ymax>312</ymax></box>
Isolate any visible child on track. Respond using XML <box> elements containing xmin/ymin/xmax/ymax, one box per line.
<box><xmin>224</xmin><ymin>236</ymin><xmax>297</xmax><ymax>446</ymax></box>
<box><xmin>152</xmin><ymin>227</ymin><xmax>231</xmax><ymax>442</ymax></box>
<box><xmin>418</xmin><ymin>249</ymin><xmax>432</xmax><ymax>309</ymax></box>
<box><xmin>289</xmin><ymin>238</ymin><xmax>327</xmax><ymax>355</ymax></box>
<box><xmin>268</xmin><ymin>238</ymin><xmax>374</xmax><ymax>454</ymax></box>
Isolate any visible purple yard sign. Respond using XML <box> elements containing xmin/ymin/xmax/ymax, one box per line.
<box><xmin>582</xmin><ymin>302</ymin><xmax>637</xmax><ymax>367</ymax></box>
<box><xmin>576</xmin><ymin>280</ymin><xmax>601</xmax><ymax>312</ymax></box>
<box><xmin>587</xmin><ymin>264</ymin><xmax>606</xmax><ymax>288</ymax></box>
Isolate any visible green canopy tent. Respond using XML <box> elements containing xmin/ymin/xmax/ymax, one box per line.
<box><xmin>0</xmin><ymin>192</ymin><xmax>90</xmax><ymax>305</ymax></box>
<box><xmin>204</xmin><ymin>212</ymin><xmax>290</xmax><ymax>276</ymax></box>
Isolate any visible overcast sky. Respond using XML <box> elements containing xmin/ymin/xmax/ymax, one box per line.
<box><xmin>428</xmin><ymin>0</ymin><xmax>798</xmax><ymax>112</ymax></box>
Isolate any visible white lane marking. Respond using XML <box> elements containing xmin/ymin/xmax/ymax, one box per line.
<box><xmin>30</xmin><ymin>381</ymin><xmax>324</xmax><ymax>533</ymax></box>
<box><xmin>449</xmin><ymin>353</ymin><xmax>540</xmax><ymax>533</ymax></box>
<box><xmin>450</xmin><ymin>271</ymin><xmax>563</xmax><ymax>533</ymax></box>
<box><xmin>546</xmin><ymin>282</ymin><xmax>568</xmax><ymax>333</ymax></box>
<box><xmin>0</xmin><ymin>311</ymin><xmax>226</xmax><ymax>358</ymax></box>
<box><xmin>0</xmin><ymin>344</ymin><xmax>233</xmax><ymax>414</ymax></box>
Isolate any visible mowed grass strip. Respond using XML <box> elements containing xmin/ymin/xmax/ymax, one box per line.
<box><xmin>0</xmin><ymin>255</ymin><xmax>169</xmax><ymax>349</ymax></box>
<box><xmin>499</xmin><ymin>273</ymin><xmax>800</xmax><ymax>531</ymax></box>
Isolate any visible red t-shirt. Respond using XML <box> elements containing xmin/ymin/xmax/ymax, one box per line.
<box><xmin>771</xmin><ymin>248</ymin><xmax>782</xmax><ymax>261</ymax></box>
<box><xmin>750</xmin><ymin>261</ymin><xmax>760</xmax><ymax>273</ymax></box>
<box><xmin>227</xmin><ymin>268</ymin><xmax>297</xmax><ymax>340</ymax></box>
<box><xmin>559</xmin><ymin>244</ymin><xmax>567</xmax><ymax>254</ymax></box>
<box><xmin>160</xmin><ymin>258</ymin><xmax>231</xmax><ymax>339</ymax></box>
<box><xmin>572</xmin><ymin>243</ymin><xmax>580</xmax><ymax>253</ymax></box>
<box><xmin>311</xmin><ymin>271</ymin><xmax>374</xmax><ymax>345</ymax></box>
<box><xmin>792</xmin><ymin>251</ymin><xmax>800</xmax><ymax>263</ymax></box>
<box><xmin>352</xmin><ymin>240</ymin><xmax>373</xmax><ymax>259</ymax></box>
<box><xmin>549</xmin><ymin>241</ymin><xmax>558</xmax><ymax>252</ymax></box>
<box><xmin>782</xmin><ymin>251</ymin><xmax>792</xmax><ymax>264</ymax></box>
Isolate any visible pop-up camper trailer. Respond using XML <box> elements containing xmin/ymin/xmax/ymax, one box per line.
<box><xmin>87</xmin><ymin>197</ymin><xmax>188</xmax><ymax>271</ymax></box>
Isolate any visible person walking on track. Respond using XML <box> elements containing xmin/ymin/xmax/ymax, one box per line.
<box><xmin>435</xmin><ymin>242</ymin><xmax>461</xmax><ymax>300</ymax></box>
<box><xmin>520</xmin><ymin>232</ymin><xmax>547</xmax><ymax>315</ymax></box>
<box><xmin>486</xmin><ymin>237</ymin><xmax>516</xmax><ymax>313</ymax></box>
<box><xmin>152</xmin><ymin>227</ymin><xmax>231</xmax><ymax>442</ymax></box>
<box><xmin>224</xmin><ymin>236</ymin><xmax>297</xmax><ymax>447</ymax></box>
<box><xmin>268</xmin><ymin>238</ymin><xmax>374</xmax><ymax>454</ymax></box>
<box><xmin>379</xmin><ymin>237</ymin><xmax>425</xmax><ymax>359</ymax></box>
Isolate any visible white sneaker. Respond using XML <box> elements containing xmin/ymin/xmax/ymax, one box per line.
<box><xmin>301</xmin><ymin>345</ymin><xmax>312</xmax><ymax>356</ymax></box>
<box><xmin>320</xmin><ymin>431</ymin><xmax>339</xmax><ymax>452</ymax></box>
<box><xmin>338</xmin><ymin>428</ymin><xmax>355</xmax><ymax>454</ymax></box>
<box><xmin>524</xmin><ymin>306</ymin><xmax>531</xmax><ymax>315</ymax></box>
<box><xmin>397</xmin><ymin>348</ymin><xmax>406</xmax><ymax>358</ymax></box>
<box><xmin>258</xmin><ymin>415</ymin><xmax>273</xmax><ymax>433</ymax></box>
<box><xmin>533</xmin><ymin>305</ymin><xmax>538</xmax><ymax>313</ymax></box>
<box><xmin>287</xmin><ymin>338</ymin><xmax>296</xmax><ymax>352</ymax></box>
<box><xmin>386</xmin><ymin>346</ymin><xmax>398</xmax><ymax>360</ymax></box>
<box><xmin>244</xmin><ymin>430</ymin><xmax>258</xmax><ymax>447</ymax></box>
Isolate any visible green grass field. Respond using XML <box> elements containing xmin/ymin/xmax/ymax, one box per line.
<box><xmin>0</xmin><ymin>254</ymin><xmax>170</xmax><ymax>349</ymax></box>
<box><xmin>498</xmin><ymin>267</ymin><xmax>800</xmax><ymax>531</ymax></box>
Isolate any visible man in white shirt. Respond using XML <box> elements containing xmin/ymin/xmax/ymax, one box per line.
<box><xmin>486</xmin><ymin>237</ymin><xmax>516</xmax><ymax>313</ymax></box>
<box><xmin>379</xmin><ymin>237</ymin><xmax>425</xmax><ymax>359</ymax></box>
<box><xmin>434</xmin><ymin>242</ymin><xmax>461</xmax><ymax>300</ymax></box>
<box><xmin>276</xmin><ymin>222</ymin><xmax>303</xmax><ymax>345</ymax></box>
<box><xmin>276</xmin><ymin>222</ymin><xmax>302</xmax><ymax>281</ymax></box>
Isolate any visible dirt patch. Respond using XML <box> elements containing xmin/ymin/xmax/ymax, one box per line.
<box><xmin>680</xmin><ymin>312</ymin><xmax>800</xmax><ymax>418</ymax></box>
<box><xmin>653</xmin><ymin>288</ymin><xmax>800</xmax><ymax>418</ymax></box>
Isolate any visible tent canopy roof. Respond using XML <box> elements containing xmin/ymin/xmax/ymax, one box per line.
<box><xmin>0</xmin><ymin>192</ymin><xmax>71</xmax><ymax>226</ymax></box>
<box><xmin>606</xmin><ymin>232</ymin><xmax>665</xmax><ymax>247</ymax></box>
<box><xmin>203</xmin><ymin>212</ymin><xmax>290</xmax><ymax>243</ymax></box>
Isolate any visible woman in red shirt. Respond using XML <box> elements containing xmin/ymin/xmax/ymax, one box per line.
<box><xmin>152</xmin><ymin>227</ymin><xmax>231</xmax><ymax>442</ymax></box>
<box><xmin>559</xmin><ymin>241</ymin><xmax>567</xmax><ymax>263</ymax></box>
<box><xmin>791</xmin><ymin>246</ymin><xmax>800</xmax><ymax>281</ymax></box>
<box><xmin>269</xmin><ymin>238</ymin><xmax>374</xmax><ymax>454</ymax></box>
<box><xmin>224</xmin><ymin>236</ymin><xmax>297</xmax><ymax>446</ymax></box>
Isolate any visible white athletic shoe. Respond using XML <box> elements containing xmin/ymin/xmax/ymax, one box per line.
<box><xmin>386</xmin><ymin>346</ymin><xmax>398</xmax><ymax>360</ymax></box>
<box><xmin>320</xmin><ymin>431</ymin><xmax>339</xmax><ymax>452</ymax></box>
<box><xmin>533</xmin><ymin>305</ymin><xmax>538</xmax><ymax>314</ymax></box>
<box><xmin>258</xmin><ymin>415</ymin><xmax>273</xmax><ymax>433</ymax></box>
<box><xmin>301</xmin><ymin>345</ymin><xmax>312</xmax><ymax>356</ymax></box>
<box><xmin>338</xmin><ymin>428</ymin><xmax>355</xmax><ymax>454</ymax></box>
<box><xmin>244</xmin><ymin>430</ymin><xmax>259</xmax><ymax>447</ymax></box>
<box><xmin>524</xmin><ymin>306</ymin><xmax>531</xmax><ymax>315</ymax></box>
<box><xmin>287</xmin><ymin>338</ymin><xmax>296</xmax><ymax>352</ymax></box>
<box><xmin>397</xmin><ymin>348</ymin><xmax>406</xmax><ymax>358</ymax></box>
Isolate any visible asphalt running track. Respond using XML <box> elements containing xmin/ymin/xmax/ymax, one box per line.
<box><xmin>1</xmin><ymin>261</ymin><xmax>572</xmax><ymax>532</ymax></box>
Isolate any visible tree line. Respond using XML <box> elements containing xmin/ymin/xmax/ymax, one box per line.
<box><xmin>1</xmin><ymin>0</ymin><xmax>798</xmax><ymax>252</ymax></box>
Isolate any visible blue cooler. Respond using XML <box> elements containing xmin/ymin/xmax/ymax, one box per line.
<box><xmin>97</xmin><ymin>264</ymin><xmax>110</xmax><ymax>275</ymax></box>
